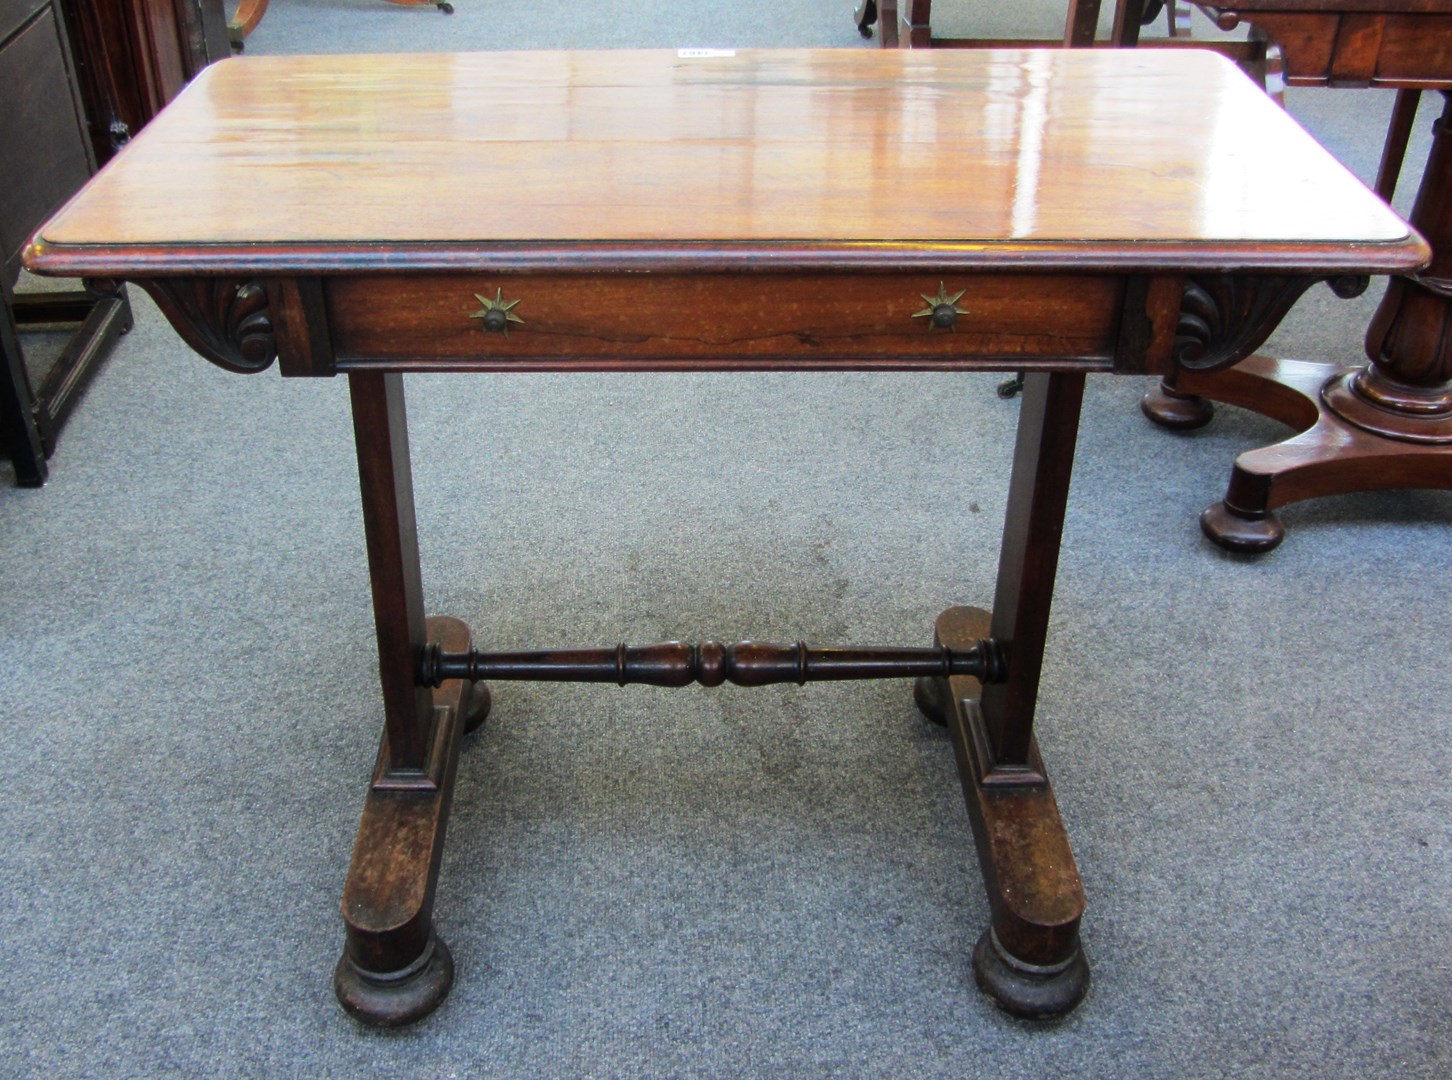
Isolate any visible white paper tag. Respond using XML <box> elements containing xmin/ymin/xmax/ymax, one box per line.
<box><xmin>677</xmin><ymin>48</ymin><xmax>737</xmax><ymax>58</ymax></box>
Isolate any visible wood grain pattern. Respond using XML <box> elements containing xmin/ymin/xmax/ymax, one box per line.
<box><xmin>25</xmin><ymin>48</ymin><xmax>1422</xmax><ymax>275</ymax></box>
<box><xmin>323</xmin><ymin>271</ymin><xmax>1128</xmax><ymax>371</ymax></box>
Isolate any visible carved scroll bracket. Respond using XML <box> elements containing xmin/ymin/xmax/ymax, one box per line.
<box><xmin>1173</xmin><ymin>273</ymin><xmax>1368</xmax><ymax>372</ymax></box>
<box><xmin>137</xmin><ymin>278</ymin><xmax>277</xmax><ymax>374</ymax></box>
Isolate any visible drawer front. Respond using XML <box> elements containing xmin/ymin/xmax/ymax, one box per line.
<box><xmin>324</xmin><ymin>272</ymin><xmax>1125</xmax><ymax>372</ymax></box>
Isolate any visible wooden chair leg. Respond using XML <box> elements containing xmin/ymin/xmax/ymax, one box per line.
<box><xmin>1376</xmin><ymin>89</ymin><xmax>1424</xmax><ymax>202</ymax></box>
<box><xmin>227</xmin><ymin>0</ymin><xmax>268</xmax><ymax>49</ymax></box>
<box><xmin>1168</xmin><ymin>0</ymin><xmax>1193</xmax><ymax>36</ymax></box>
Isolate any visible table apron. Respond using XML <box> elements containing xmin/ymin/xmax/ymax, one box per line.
<box><xmin>1208</xmin><ymin>9</ymin><xmax>1452</xmax><ymax>88</ymax></box>
<box><xmin>272</xmin><ymin>271</ymin><xmax>1179</xmax><ymax>375</ymax></box>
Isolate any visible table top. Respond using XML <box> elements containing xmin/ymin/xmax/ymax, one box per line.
<box><xmin>24</xmin><ymin>47</ymin><xmax>1425</xmax><ymax>276</ymax></box>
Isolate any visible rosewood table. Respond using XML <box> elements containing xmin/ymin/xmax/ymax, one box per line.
<box><xmin>23</xmin><ymin>48</ymin><xmax>1424</xmax><ymax>1026</ymax></box>
<box><xmin>1139</xmin><ymin>0</ymin><xmax>1452</xmax><ymax>550</ymax></box>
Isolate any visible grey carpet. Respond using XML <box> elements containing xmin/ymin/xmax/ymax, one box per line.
<box><xmin>2</xmin><ymin>3</ymin><xmax>1450</xmax><ymax>1077</ymax></box>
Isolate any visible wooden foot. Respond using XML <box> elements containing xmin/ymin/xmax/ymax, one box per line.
<box><xmin>997</xmin><ymin>373</ymin><xmax>1026</xmax><ymax>399</ymax></box>
<box><xmin>974</xmin><ymin>926</ymin><xmax>1090</xmax><ymax>1020</ymax></box>
<box><xmin>854</xmin><ymin>0</ymin><xmax>877</xmax><ymax>38</ymax></box>
<box><xmin>1140</xmin><ymin>380</ymin><xmax>1214</xmax><ymax>430</ymax></box>
<box><xmin>336</xmin><ymin>614</ymin><xmax>475</xmax><ymax>1027</ymax></box>
<box><xmin>1147</xmin><ymin>355</ymin><xmax>1452</xmax><ymax>553</ymax></box>
<box><xmin>462</xmin><ymin>680</ymin><xmax>491</xmax><ymax>734</ymax></box>
<box><xmin>1200</xmin><ymin>499</ymin><xmax>1285</xmax><ymax>553</ymax></box>
<box><xmin>912</xmin><ymin>673</ymin><xmax>948</xmax><ymax>726</ymax></box>
<box><xmin>923</xmin><ymin>606</ymin><xmax>1089</xmax><ymax>1019</ymax></box>
<box><xmin>335</xmin><ymin>931</ymin><xmax>454</xmax><ymax>1028</ymax></box>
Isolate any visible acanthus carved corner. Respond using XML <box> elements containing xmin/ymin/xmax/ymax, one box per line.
<box><xmin>137</xmin><ymin>278</ymin><xmax>277</xmax><ymax>374</ymax></box>
<box><xmin>1173</xmin><ymin>273</ymin><xmax>1367</xmax><ymax>372</ymax></box>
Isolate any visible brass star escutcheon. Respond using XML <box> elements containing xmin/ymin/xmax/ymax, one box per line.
<box><xmin>470</xmin><ymin>288</ymin><xmax>525</xmax><ymax>336</ymax></box>
<box><xmin>912</xmin><ymin>282</ymin><xmax>969</xmax><ymax>331</ymax></box>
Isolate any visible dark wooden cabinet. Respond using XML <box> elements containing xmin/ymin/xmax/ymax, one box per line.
<box><xmin>62</xmin><ymin>0</ymin><xmax>228</xmax><ymax>165</ymax></box>
<box><xmin>0</xmin><ymin>0</ymin><xmax>225</xmax><ymax>484</ymax></box>
<box><xmin>0</xmin><ymin>4</ymin><xmax>91</xmax><ymax>284</ymax></box>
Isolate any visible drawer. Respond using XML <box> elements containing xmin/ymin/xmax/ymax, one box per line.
<box><xmin>323</xmin><ymin>272</ymin><xmax>1126</xmax><ymax>372</ymax></box>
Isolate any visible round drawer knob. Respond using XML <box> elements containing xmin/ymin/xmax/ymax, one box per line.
<box><xmin>912</xmin><ymin>283</ymin><xmax>968</xmax><ymax>331</ymax></box>
<box><xmin>470</xmin><ymin>289</ymin><xmax>524</xmax><ymax>336</ymax></box>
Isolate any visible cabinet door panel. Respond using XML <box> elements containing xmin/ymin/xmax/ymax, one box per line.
<box><xmin>61</xmin><ymin>0</ymin><xmax>226</xmax><ymax>164</ymax></box>
<box><xmin>0</xmin><ymin>7</ymin><xmax>92</xmax><ymax>277</ymax></box>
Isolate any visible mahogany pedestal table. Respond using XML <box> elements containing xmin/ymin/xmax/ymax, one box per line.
<box><xmin>1140</xmin><ymin>0</ymin><xmax>1452</xmax><ymax>551</ymax></box>
<box><xmin>23</xmin><ymin>48</ymin><xmax>1424</xmax><ymax>1026</ymax></box>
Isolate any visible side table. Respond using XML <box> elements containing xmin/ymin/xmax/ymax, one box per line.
<box><xmin>23</xmin><ymin>47</ymin><xmax>1425</xmax><ymax>1025</ymax></box>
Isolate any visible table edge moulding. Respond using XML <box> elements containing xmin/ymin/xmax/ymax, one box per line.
<box><xmin>21</xmin><ymin>47</ymin><xmax>1428</xmax><ymax>1027</ymax></box>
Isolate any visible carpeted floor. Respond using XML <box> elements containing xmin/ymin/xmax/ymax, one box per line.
<box><xmin>1</xmin><ymin>2</ymin><xmax>1449</xmax><ymax>1077</ymax></box>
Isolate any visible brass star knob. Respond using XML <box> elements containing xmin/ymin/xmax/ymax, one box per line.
<box><xmin>470</xmin><ymin>289</ymin><xmax>525</xmax><ymax>336</ymax></box>
<box><xmin>912</xmin><ymin>282</ymin><xmax>968</xmax><ymax>331</ymax></box>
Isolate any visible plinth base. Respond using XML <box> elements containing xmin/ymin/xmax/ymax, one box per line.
<box><xmin>337</xmin><ymin>615</ymin><xmax>479</xmax><ymax>1027</ymax></box>
<box><xmin>1143</xmin><ymin>354</ymin><xmax>1452</xmax><ymax>553</ymax></box>
<box><xmin>921</xmin><ymin>606</ymin><xmax>1089</xmax><ymax>1019</ymax></box>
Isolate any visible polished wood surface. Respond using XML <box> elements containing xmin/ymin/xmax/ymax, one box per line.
<box><xmin>29</xmin><ymin>49</ymin><xmax>1416</xmax><ymax>269</ymax></box>
<box><xmin>19</xmin><ymin>48</ymin><xmax>1426</xmax><ymax>1025</ymax></box>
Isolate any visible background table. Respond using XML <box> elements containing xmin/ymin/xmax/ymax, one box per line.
<box><xmin>1137</xmin><ymin>1</ymin><xmax>1452</xmax><ymax>549</ymax></box>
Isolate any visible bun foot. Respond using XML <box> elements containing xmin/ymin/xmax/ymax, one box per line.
<box><xmin>913</xmin><ymin>675</ymin><xmax>949</xmax><ymax>726</ymax></box>
<box><xmin>1200</xmin><ymin>500</ymin><xmax>1285</xmax><ymax>553</ymax></box>
<box><xmin>1141</xmin><ymin>381</ymin><xmax>1214</xmax><ymax>430</ymax></box>
<box><xmin>334</xmin><ymin>932</ymin><xmax>454</xmax><ymax>1027</ymax></box>
<box><xmin>462</xmin><ymin>681</ymin><xmax>491</xmax><ymax>734</ymax></box>
<box><xmin>973</xmin><ymin>928</ymin><xmax>1089</xmax><ymax>1020</ymax></box>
